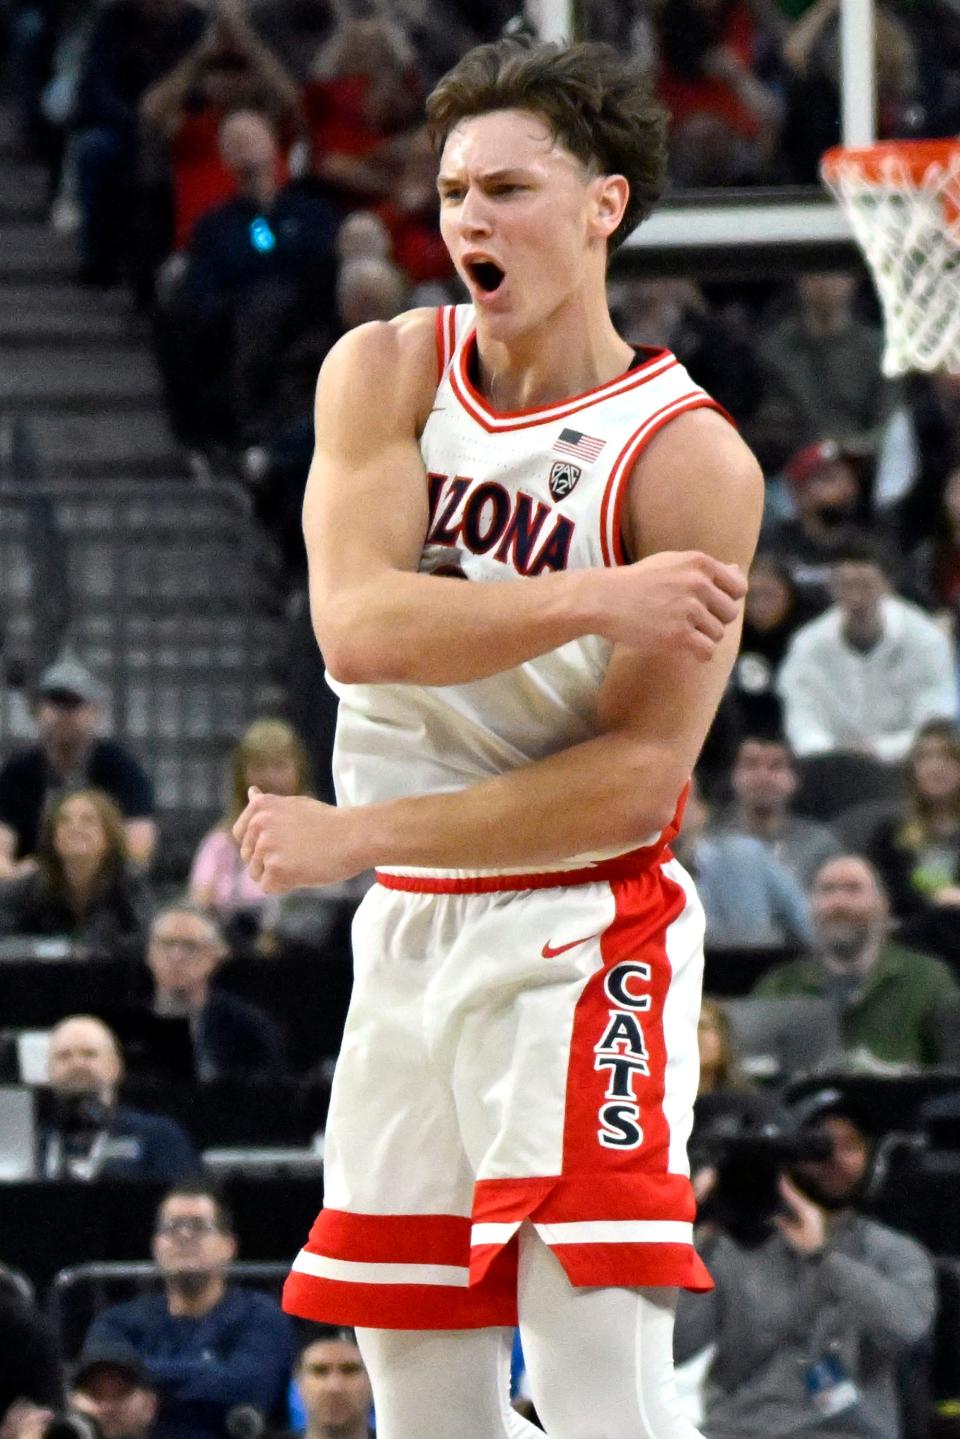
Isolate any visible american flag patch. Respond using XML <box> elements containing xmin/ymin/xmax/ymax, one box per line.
<box><xmin>552</xmin><ymin>428</ymin><xmax>606</xmax><ymax>463</ymax></box>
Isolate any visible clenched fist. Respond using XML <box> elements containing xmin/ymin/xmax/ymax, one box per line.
<box><xmin>233</xmin><ymin>787</ymin><xmax>366</xmax><ymax>892</ymax></box>
<box><xmin>601</xmin><ymin>550</ymin><xmax>747</xmax><ymax>661</ymax></box>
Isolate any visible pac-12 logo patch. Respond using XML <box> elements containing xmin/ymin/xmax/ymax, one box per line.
<box><xmin>549</xmin><ymin>460</ymin><xmax>581</xmax><ymax>501</ymax></box>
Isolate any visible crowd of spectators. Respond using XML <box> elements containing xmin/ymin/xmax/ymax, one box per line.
<box><xmin>1</xmin><ymin>2</ymin><xmax>960</xmax><ymax>1436</ymax></box>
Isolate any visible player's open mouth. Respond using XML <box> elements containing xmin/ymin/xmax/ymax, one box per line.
<box><xmin>467</xmin><ymin>260</ymin><xmax>506</xmax><ymax>295</ymax></box>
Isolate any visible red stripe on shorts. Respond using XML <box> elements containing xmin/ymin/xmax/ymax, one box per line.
<box><xmin>470</xmin><ymin>860</ymin><xmax>711</xmax><ymax>1292</ymax></box>
<box><xmin>282</xmin><ymin>1222</ymin><xmax>519</xmax><ymax>1330</ymax></box>
<box><xmin>305</xmin><ymin>1208</ymin><xmax>470</xmax><ymax>1265</ymax></box>
<box><xmin>560</xmin><ymin>863</ymin><xmax>684</xmax><ymax>1177</ymax></box>
<box><xmin>547</xmin><ymin>1241</ymin><xmax>711</xmax><ymax>1290</ymax></box>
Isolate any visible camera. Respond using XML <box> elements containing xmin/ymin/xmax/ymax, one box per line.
<box><xmin>48</xmin><ymin>1093</ymin><xmax>111</xmax><ymax>1135</ymax></box>
<box><xmin>700</xmin><ymin>1119</ymin><xmax>833</xmax><ymax>1244</ymax></box>
<box><xmin>43</xmin><ymin>1414</ymin><xmax>103</xmax><ymax>1439</ymax></box>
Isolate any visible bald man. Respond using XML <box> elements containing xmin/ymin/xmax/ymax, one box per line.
<box><xmin>40</xmin><ymin>1016</ymin><xmax>200</xmax><ymax>1182</ymax></box>
<box><xmin>754</xmin><ymin>855</ymin><xmax>959</xmax><ymax>1067</ymax></box>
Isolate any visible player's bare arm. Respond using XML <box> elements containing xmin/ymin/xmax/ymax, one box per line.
<box><xmin>306</xmin><ymin>312</ymin><xmax>747</xmax><ymax>687</ymax></box>
<box><xmin>238</xmin><ymin>410</ymin><xmax>763</xmax><ymax>889</ymax></box>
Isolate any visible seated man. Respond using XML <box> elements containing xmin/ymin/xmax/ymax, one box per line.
<box><xmin>754</xmin><ymin>854</ymin><xmax>959</xmax><ymax>1067</ymax></box>
<box><xmin>292</xmin><ymin>1327</ymin><xmax>373</xmax><ymax>1439</ymax></box>
<box><xmin>0</xmin><ymin>659</ymin><xmax>156</xmax><ymax>878</ymax></box>
<box><xmin>84</xmin><ymin>1182</ymin><xmax>294</xmax><ymax>1439</ymax></box>
<box><xmin>39</xmin><ymin>1015</ymin><xmax>199</xmax><ymax>1182</ymax></box>
<box><xmin>153</xmin><ymin>108</ymin><xmax>339</xmax><ymax>456</ymax></box>
<box><xmin>674</xmin><ymin>778</ymin><xmax>812</xmax><ymax>950</ymax></box>
<box><xmin>778</xmin><ymin>538</ymin><xmax>957</xmax><ymax>762</ymax></box>
<box><xmin>139</xmin><ymin>0</ymin><xmax>301</xmax><ymax>251</ymax></box>
<box><xmin>676</xmin><ymin>1091</ymin><xmax>936</xmax><ymax>1439</ymax></box>
<box><xmin>719</xmin><ymin>732</ymin><xmax>841</xmax><ymax>890</ymax></box>
<box><xmin>145</xmin><ymin>904</ymin><xmax>283</xmax><ymax>1080</ymax></box>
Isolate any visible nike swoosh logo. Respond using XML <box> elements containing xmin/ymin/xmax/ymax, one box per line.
<box><xmin>541</xmin><ymin>934</ymin><xmax>599</xmax><ymax>959</ymax></box>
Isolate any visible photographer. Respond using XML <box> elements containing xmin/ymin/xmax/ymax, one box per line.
<box><xmin>70</xmin><ymin>1345</ymin><xmax>158</xmax><ymax>1439</ymax></box>
<box><xmin>675</xmin><ymin>1094</ymin><xmax>936</xmax><ymax>1438</ymax></box>
<box><xmin>39</xmin><ymin>1016</ymin><xmax>200</xmax><ymax>1183</ymax></box>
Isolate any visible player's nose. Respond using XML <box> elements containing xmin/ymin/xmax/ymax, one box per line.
<box><xmin>456</xmin><ymin>186</ymin><xmax>493</xmax><ymax>238</ymax></box>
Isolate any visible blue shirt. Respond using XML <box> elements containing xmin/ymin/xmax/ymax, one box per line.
<box><xmin>693</xmin><ymin>832</ymin><xmax>813</xmax><ymax>949</ymax></box>
<box><xmin>86</xmin><ymin>1286</ymin><xmax>294</xmax><ymax>1439</ymax></box>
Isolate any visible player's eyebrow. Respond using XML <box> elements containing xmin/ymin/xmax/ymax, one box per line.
<box><xmin>437</xmin><ymin>167</ymin><xmax>535</xmax><ymax>190</ymax></box>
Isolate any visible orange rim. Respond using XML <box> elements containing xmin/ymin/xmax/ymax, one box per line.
<box><xmin>822</xmin><ymin>140</ymin><xmax>960</xmax><ymax>238</ymax></box>
<box><xmin>821</xmin><ymin>139</ymin><xmax>960</xmax><ymax>186</ymax></box>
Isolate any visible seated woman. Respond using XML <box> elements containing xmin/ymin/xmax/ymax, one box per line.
<box><xmin>188</xmin><ymin>717</ymin><xmax>312</xmax><ymax>926</ymax></box>
<box><xmin>867</xmin><ymin>718</ymin><xmax>960</xmax><ymax>919</ymax></box>
<box><xmin>0</xmin><ymin>789</ymin><xmax>148</xmax><ymax>957</ymax></box>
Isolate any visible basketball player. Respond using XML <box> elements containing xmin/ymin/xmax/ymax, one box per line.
<box><xmin>235</xmin><ymin>37</ymin><xmax>763</xmax><ymax>1439</ymax></box>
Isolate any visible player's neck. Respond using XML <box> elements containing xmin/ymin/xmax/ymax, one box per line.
<box><xmin>474</xmin><ymin>298</ymin><xmax>633</xmax><ymax>413</ymax></box>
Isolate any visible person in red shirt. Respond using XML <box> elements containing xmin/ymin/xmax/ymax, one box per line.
<box><xmin>140</xmin><ymin>0</ymin><xmax>300</xmax><ymax>250</ymax></box>
<box><xmin>656</xmin><ymin>0</ymin><xmax>783</xmax><ymax>186</ymax></box>
<box><xmin>301</xmin><ymin>17</ymin><xmax>422</xmax><ymax>208</ymax></box>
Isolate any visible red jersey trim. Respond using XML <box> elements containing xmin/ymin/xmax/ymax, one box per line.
<box><xmin>433</xmin><ymin>306</ymin><xmax>446</xmax><ymax>383</ymax></box>
<box><xmin>450</xmin><ymin>330</ymin><xmax>677</xmax><ymax>433</ymax></box>
<box><xmin>599</xmin><ymin>395</ymin><xmax>734</xmax><ymax>567</ymax></box>
<box><xmin>434</xmin><ymin>304</ymin><xmax>458</xmax><ymax>383</ymax></box>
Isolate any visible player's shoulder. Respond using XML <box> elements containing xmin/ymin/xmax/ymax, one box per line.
<box><xmin>634</xmin><ymin>405</ymin><xmax>761</xmax><ymax>488</ymax></box>
<box><xmin>624</xmin><ymin>405</ymin><xmax>764</xmax><ymax>561</ymax></box>
<box><xmin>318</xmin><ymin>307</ymin><xmax>441</xmax><ymax>419</ymax></box>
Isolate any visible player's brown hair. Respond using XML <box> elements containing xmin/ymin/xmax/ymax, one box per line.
<box><xmin>425</xmin><ymin>37</ymin><xmax>668</xmax><ymax>251</ymax></box>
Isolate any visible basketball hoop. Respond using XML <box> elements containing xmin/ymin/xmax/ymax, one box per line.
<box><xmin>821</xmin><ymin>139</ymin><xmax>960</xmax><ymax>377</ymax></box>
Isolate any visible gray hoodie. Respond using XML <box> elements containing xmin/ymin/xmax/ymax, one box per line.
<box><xmin>675</xmin><ymin>1214</ymin><xmax>936</xmax><ymax>1438</ymax></box>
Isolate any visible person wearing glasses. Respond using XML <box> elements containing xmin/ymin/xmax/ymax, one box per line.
<box><xmin>83</xmin><ymin>1182</ymin><xmax>294</xmax><ymax>1439</ymax></box>
<box><xmin>145</xmin><ymin>906</ymin><xmax>283</xmax><ymax>1081</ymax></box>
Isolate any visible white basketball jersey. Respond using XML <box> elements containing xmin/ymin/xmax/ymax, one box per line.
<box><xmin>329</xmin><ymin>304</ymin><xmax>729</xmax><ymax>876</ymax></box>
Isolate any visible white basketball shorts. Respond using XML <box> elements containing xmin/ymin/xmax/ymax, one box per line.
<box><xmin>283</xmin><ymin>848</ymin><xmax>713</xmax><ymax>1329</ymax></box>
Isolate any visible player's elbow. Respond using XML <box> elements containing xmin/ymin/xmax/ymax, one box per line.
<box><xmin>317</xmin><ymin>628</ymin><xmax>413</xmax><ymax>686</ymax></box>
<box><xmin>319</xmin><ymin>637</ymin><xmax>378</xmax><ymax>685</ymax></box>
<box><xmin>620</xmin><ymin>746</ymin><xmax>688</xmax><ymax>838</ymax></box>
<box><xmin>639</xmin><ymin>794</ymin><xmax>683</xmax><ymax>839</ymax></box>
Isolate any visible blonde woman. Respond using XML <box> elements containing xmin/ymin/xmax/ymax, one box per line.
<box><xmin>189</xmin><ymin>720</ymin><xmax>312</xmax><ymax>917</ymax></box>
<box><xmin>867</xmin><ymin>719</ymin><xmax>960</xmax><ymax>917</ymax></box>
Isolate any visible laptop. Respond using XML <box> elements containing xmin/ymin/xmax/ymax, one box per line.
<box><xmin>0</xmin><ymin>1085</ymin><xmax>38</xmax><ymax>1181</ymax></box>
<box><xmin>722</xmin><ymin>997</ymin><xmax>845</xmax><ymax>1082</ymax></box>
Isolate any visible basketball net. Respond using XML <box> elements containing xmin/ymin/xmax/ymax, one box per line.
<box><xmin>821</xmin><ymin>140</ymin><xmax>960</xmax><ymax>377</ymax></box>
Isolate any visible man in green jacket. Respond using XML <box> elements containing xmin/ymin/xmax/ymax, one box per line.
<box><xmin>754</xmin><ymin>853</ymin><xmax>957</xmax><ymax>1066</ymax></box>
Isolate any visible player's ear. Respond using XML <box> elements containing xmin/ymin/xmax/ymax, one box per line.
<box><xmin>589</xmin><ymin>173</ymin><xmax>629</xmax><ymax>243</ymax></box>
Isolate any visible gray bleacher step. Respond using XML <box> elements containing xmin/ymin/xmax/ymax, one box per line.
<box><xmin>0</xmin><ymin>224</ymin><xmax>80</xmax><ymax>281</ymax></box>
<box><xmin>0</xmin><ymin>308</ymin><xmax>141</xmax><ymax>347</ymax></box>
<box><xmin>28</xmin><ymin>413</ymin><xmax>183</xmax><ymax>478</ymax></box>
<box><xmin>0</xmin><ymin>283</ymin><xmax>133</xmax><ymax>317</ymax></box>
<box><xmin>0</xmin><ymin>165</ymin><xmax>48</xmax><ymax>222</ymax></box>
<box><xmin>0</xmin><ymin>347</ymin><xmax>162</xmax><ymax>410</ymax></box>
<box><xmin>0</xmin><ymin>107</ymin><xmax>19</xmax><ymax>160</ymax></box>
